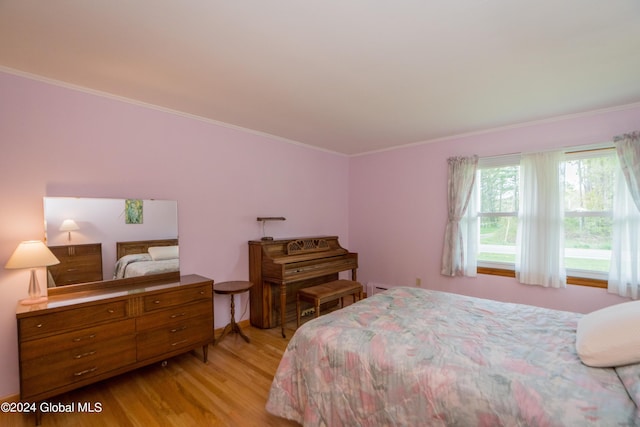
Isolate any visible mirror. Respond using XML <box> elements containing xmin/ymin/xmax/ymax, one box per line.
<box><xmin>43</xmin><ymin>197</ymin><xmax>179</xmax><ymax>289</ymax></box>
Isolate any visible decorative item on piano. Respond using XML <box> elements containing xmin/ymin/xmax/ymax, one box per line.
<box><xmin>256</xmin><ymin>217</ymin><xmax>286</xmax><ymax>241</ymax></box>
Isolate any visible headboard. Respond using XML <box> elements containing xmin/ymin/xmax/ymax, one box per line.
<box><xmin>116</xmin><ymin>239</ymin><xmax>179</xmax><ymax>260</ymax></box>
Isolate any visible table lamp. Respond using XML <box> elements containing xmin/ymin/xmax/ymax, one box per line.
<box><xmin>59</xmin><ymin>219</ymin><xmax>79</xmax><ymax>241</ymax></box>
<box><xmin>5</xmin><ymin>240</ymin><xmax>60</xmax><ymax>305</ymax></box>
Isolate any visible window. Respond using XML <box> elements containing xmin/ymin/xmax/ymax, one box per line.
<box><xmin>476</xmin><ymin>147</ymin><xmax>617</xmax><ymax>285</ymax></box>
<box><xmin>563</xmin><ymin>150</ymin><xmax>616</xmax><ymax>277</ymax></box>
<box><xmin>477</xmin><ymin>162</ymin><xmax>519</xmax><ymax>265</ymax></box>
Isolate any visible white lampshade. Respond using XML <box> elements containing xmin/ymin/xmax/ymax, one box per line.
<box><xmin>5</xmin><ymin>240</ymin><xmax>60</xmax><ymax>269</ymax></box>
<box><xmin>59</xmin><ymin>219</ymin><xmax>79</xmax><ymax>232</ymax></box>
<box><xmin>5</xmin><ymin>240</ymin><xmax>59</xmax><ymax>305</ymax></box>
<box><xmin>59</xmin><ymin>219</ymin><xmax>79</xmax><ymax>241</ymax></box>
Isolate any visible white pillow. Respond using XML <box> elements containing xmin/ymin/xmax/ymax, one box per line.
<box><xmin>576</xmin><ymin>300</ymin><xmax>640</xmax><ymax>367</ymax></box>
<box><xmin>148</xmin><ymin>245</ymin><xmax>179</xmax><ymax>261</ymax></box>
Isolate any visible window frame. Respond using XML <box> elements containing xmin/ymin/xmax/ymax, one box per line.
<box><xmin>476</xmin><ymin>145</ymin><xmax>615</xmax><ymax>289</ymax></box>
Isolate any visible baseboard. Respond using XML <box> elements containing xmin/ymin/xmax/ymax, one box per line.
<box><xmin>238</xmin><ymin>319</ymin><xmax>250</xmax><ymax>328</ymax></box>
<box><xmin>366</xmin><ymin>282</ymin><xmax>391</xmax><ymax>296</ymax></box>
<box><xmin>214</xmin><ymin>319</ymin><xmax>250</xmax><ymax>335</ymax></box>
<box><xmin>0</xmin><ymin>393</ymin><xmax>19</xmax><ymax>403</ymax></box>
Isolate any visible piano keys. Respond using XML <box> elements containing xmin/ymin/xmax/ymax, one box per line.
<box><xmin>249</xmin><ymin>236</ymin><xmax>358</xmax><ymax>337</ymax></box>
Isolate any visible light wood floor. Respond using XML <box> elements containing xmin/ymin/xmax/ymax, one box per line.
<box><xmin>2</xmin><ymin>323</ymin><xmax>301</xmax><ymax>427</ymax></box>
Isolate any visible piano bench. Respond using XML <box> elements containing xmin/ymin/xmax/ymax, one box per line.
<box><xmin>296</xmin><ymin>280</ymin><xmax>363</xmax><ymax>328</ymax></box>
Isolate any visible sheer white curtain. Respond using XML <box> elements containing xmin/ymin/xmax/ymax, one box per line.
<box><xmin>515</xmin><ymin>151</ymin><xmax>566</xmax><ymax>287</ymax></box>
<box><xmin>441</xmin><ymin>155</ymin><xmax>478</xmax><ymax>277</ymax></box>
<box><xmin>609</xmin><ymin>132</ymin><xmax>640</xmax><ymax>299</ymax></box>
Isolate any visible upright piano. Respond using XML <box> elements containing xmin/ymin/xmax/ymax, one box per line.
<box><xmin>249</xmin><ymin>236</ymin><xmax>358</xmax><ymax>337</ymax></box>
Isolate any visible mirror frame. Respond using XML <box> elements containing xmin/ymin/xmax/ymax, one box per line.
<box><xmin>48</xmin><ymin>271</ymin><xmax>181</xmax><ymax>296</ymax></box>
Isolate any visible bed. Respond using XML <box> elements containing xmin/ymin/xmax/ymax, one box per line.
<box><xmin>113</xmin><ymin>239</ymin><xmax>179</xmax><ymax>279</ymax></box>
<box><xmin>266</xmin><ymin>287</ymin><xmax>640</xmax><ymax>426</ymax></box>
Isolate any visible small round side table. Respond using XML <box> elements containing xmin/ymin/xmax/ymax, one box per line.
<box><xmin>214</xmin><ymin>280</ymin><xmax>254</xmax><ymax>344</ymax></box>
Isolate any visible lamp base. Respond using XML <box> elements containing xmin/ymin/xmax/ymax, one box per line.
<box><xmin>21</xmin><ymin>269</ymin><xmax>48</xmax><ymax>305</ymax></box>
<box><xmin>20</xmin><ymin>296</ymin><xmax>48</xmax><ymax>305</ymax></box>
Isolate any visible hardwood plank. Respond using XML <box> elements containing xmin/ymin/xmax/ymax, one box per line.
<box><xmin>1</xmin><ymin>325</ymin><xmax>300</xmax><ymax>427</ymax></box>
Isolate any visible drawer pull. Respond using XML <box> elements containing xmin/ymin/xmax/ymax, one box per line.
<box><xmin>108</xmin><ymin>309</ymin><xmax>115</xmax><ymax>314</ymax></box>
<box><xmin>74</xmin><ymin>367</ymin><xmax>97</xmax><ymax>377</ymax></box>
<box><xmin>36</xmin><ymin>323</ymin><xmax>43</xmax><ymax>328</ymax></box>
<box><xmin>67</xmin><ymin>268</ymin><xmax>78</xmax><ymax>272</ymax></box>
<box><xmin>171</xmin><ymin>339</ymin><xmax>188</xmax><ymax>347</ymax></box>
<box><xmin>170</xmin><ymin>326</ymin><xmax>187</xmax><ymax>333</ymax></box>
<box><xmin>154</xmin><ymin>300</ymin><xmax>161</xmax><ymax>304</ymax></box>
<box><xmin>72</xmin><ymin>333</ymin><xmax>96</xmax><ymax>342</ymax></box>
<box><xmin>170</xmin><ymin>312</ymin><xmax>186</xmax><ymax>319</ymax></box>
<box><xmin>200</xmin><ymin>291</ymin><xmax>205</xmax><ymax>295</ymax></box>
<box><xmin>73</xmin><ymin>350</ymin><xmax>96</xmax><ymax>359</ymax></box>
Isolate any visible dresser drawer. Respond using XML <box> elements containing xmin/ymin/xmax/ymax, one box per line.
<box><xmin>51</xmin><ymin>268</ymin><xmax>103</xmax><ymax>285</ymax></box>
<box><xmin>21</xmin><ymin>336</ymin><xmax>136</xmax><ymax>399</ymax></box>
<box><xmin>143</xmin><ymin>285</ymin><xmax>211</xmax><ymax>312</ymax></box>
<box><xmin>49</xmin><ymin>253</ymin><xmax>101</xmax><ymax>269</ymax></box>
<box><xmin>20</xmin><ymin>319</ymin><xmax>135</xmax><ymax>360</ymax></box>
<box><xmin>50</xmin><ymin>244</ymin><xmax>102</xmax><ymax>258</ymax></box>
<box><xmin>48</xmin><ymin>243</ymin><xmax>103</xmax><ymax>285</ymax></box>
<box><xmin>137</xmin><ymin>300</ymin><xmax>212</xmax><ymax>332</ymax></box>
<box><xmin>136</xmin><ymin>317</ymin><xmax>213</xmax><ymax>361</ymax></box>
<box><xmin>19</xmin><ymin>301</ymin><xmax>128</xmax><ymax>340</ymax></box>
<box><xmin>21</xmin><ymin>333</ymin><xmax>136</xmax><ymax>381</ymax></box>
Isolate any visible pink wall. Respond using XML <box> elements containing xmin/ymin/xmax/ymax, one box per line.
<box><xmin>0</xmin><ymin>71</ymin><xmax>349</xmax><ymax>398</ymax></box>
<box><xmin>349</xmin><ymin>104</ymin><xmax>640</xmax><ymax>313</ymax></box>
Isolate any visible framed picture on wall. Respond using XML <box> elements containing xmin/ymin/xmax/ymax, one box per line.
<box><xmin>125</xmin><ymin>199</ymin><xmax>143</xmax><ymax>224</ymax></box>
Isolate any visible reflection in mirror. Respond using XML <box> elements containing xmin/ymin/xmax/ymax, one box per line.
<box><xmin>43</xmin><ymin>197</ymin><xmax>178</xmax><ymax>287</ymax></box>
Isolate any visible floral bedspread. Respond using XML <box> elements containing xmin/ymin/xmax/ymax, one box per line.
<box><xmin>113</xmin><ymin>253</ymin><xmax>179</xmax><ymax>279</ymax></box>
<box><xmin>266</xmin><ymin>287</ymin><xmax>639</xmax><ymax>426</ymax></box>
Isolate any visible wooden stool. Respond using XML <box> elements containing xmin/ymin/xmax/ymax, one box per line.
<box><xmin>296</xmin><ymin>280</ymin><xmax>363</xmax><ymax>327</ymax></box>
<box><xmin>214</xmin><ymin>281</ymin><xmax>254</xmax><ymax>344</ymax></box>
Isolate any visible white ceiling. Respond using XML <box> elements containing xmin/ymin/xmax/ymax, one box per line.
<box><xmin>1</xmin><ymin>1</ymin><xmax>639</xmax><ymax>155</ymax></box>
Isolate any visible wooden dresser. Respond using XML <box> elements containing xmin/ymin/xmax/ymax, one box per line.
<box><xmin>47</xmin><ymin>243</ymin><xmax>103</xmax><ymax>286</ymax></box>
<box><xmin>16</xmin><ymin>274</ymin><xmax>213</xmax><ymax>418</ymax></box>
